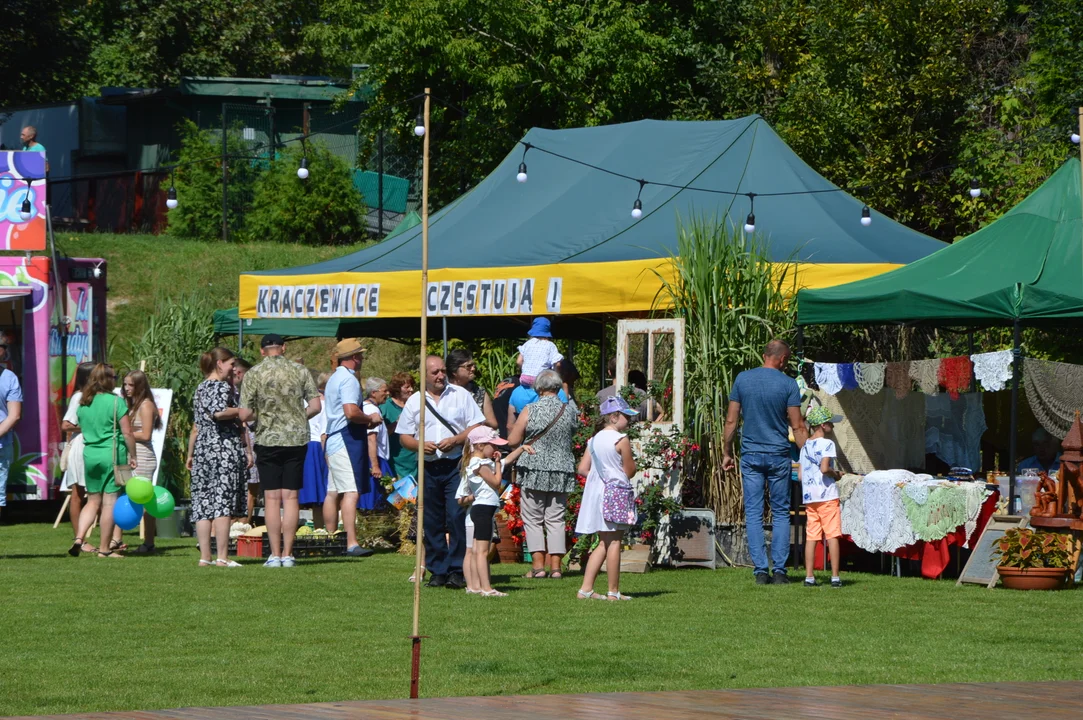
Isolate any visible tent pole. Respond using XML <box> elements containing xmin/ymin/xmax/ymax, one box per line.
<box><xmin>410</xmin><ymin>87</ymin><xmax>431</xmax><ymax>700</ymax></box>
<box><xmin>442</xmin><ymin>317</ymin><xmax>448</xmax><ymax>361</ymax></box>
<box><xmin>1008</xmin><ymin>319</ymin><xmax>1021</xmax><ymax>510</ymax></box>
<box><xmin>238</xmin><ymin>321</ymin><xmax>243</xmax><ymax>353</ymax></box>
<box><xmin>1078</xmin><ymin>108</ymin><xmax>1083</xmax><ymax>310</ymax></box>
<box><xmin>599</xmin><ymin>319</ymin><xmax>607</xmax><ymax>390</ymax></box>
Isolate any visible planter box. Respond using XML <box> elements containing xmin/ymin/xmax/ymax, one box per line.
<box><xmin>997</xmin><ymin>565</ymin><xmax>1070</xmax><ymax>591</ymax></box>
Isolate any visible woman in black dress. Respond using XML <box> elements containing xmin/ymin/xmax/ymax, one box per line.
<box><xmin>186</xmin><ymin>347</ymin><xmax>252</xmax><ymax>567</ymax></box>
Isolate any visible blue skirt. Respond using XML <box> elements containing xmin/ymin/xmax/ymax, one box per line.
<box><xmin>299</xmin><ymin>441</ymin><xmax>328</xmax><ymax>505</ymax></box>
<box><xmin>357</xmin><ymin>457</ymin><xmax>392</xmax><ymax>511</ymax></box>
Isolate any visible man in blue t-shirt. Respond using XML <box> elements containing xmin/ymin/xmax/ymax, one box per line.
<box><xmin>723</xmin><ymin>339</ymin><xmax>807</xmax><ymax>585</ymax></box>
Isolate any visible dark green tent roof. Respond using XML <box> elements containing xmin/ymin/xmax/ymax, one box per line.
<box><xmin>246</xmin><ymin>116</ymin><xmax>945</xmax><ymax>277</ymax></box>
<box><xmin>797</xmin><ymin>158</ymin><xmax>1083</xmax><ymax>327</ymax></box>
<box><xmin>212</xmin><ymin>307</ymin><xmax>344</xmax><ymax>338</ymax></box>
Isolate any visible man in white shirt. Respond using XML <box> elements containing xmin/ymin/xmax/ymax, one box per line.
<box><xmin>397</xmin><ymin>355</ymin><xmax>485</xmax><ymax>588</ymax></box>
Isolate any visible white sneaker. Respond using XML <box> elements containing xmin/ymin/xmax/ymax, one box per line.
<box><xmin>264</xmin><ymin>556</ymin><xmax>282</xmax><ymax>568</ymax></box>
<box><xmin>281</xmin><ymin>555</ymin><xmax>296</xmax><ymax>568</ymax></box>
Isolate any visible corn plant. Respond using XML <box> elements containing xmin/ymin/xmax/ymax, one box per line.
<box><xmin>654</xmin><ymin>216</ymin><xmax>797</xmax><ymax>524</ymax></box>
<box><xmin>127</xmin><ymin>293</ymin><xmax>221</xmax><ymax>498</ymax></box>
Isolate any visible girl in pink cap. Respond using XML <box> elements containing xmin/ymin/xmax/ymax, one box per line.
<box><xmin>456</xmin><ymin>426</ymin><xmax>534</xmax><ymax>596</ymax></box>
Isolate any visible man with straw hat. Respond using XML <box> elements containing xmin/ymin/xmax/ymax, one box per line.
<box><xmin>324</xmin><ymin>338</ymin><xmax>380</xmax><ymax>558</ymax></box>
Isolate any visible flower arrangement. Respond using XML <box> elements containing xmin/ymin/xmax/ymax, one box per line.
<box><xmin>638</xmin><ymin>424</ymin><xmax>699</xmax><ymax>473</ymax></box>
<box><xmin>502</xmin><ymin>484</ymin><xmax>525</xmax><ymax>545</ymax></box>
<box><xmin>992</xmin><ymin>528</ymin><xmax>1072</xmax><ymax>569</ymax></box>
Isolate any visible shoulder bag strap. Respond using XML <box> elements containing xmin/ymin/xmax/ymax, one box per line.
<box><xmin>424</xmin><ymin>397</ymin><xmax>461</xmax><ymax>436</ymax></box>
<box><xmin>112</xmin><ymin>396</ymin><xmax>118</xmax><ymax>465</ymax></box>
<box><xmin>523</xmin><ymin>401</ymin><xmax>567</xmax><ymax>447</ymax></box>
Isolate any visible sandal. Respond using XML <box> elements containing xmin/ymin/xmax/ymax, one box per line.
<box><xmin>465</xmin><ymin>588</ymin><xmax>483</xmax><ymax>595</ymax></box>
<box><xmin>68</xmin><ymin>539</ymin><xmax>83</xmax><ymax>557</ymax></box>
<box><xmin>577</xmin><ymin>589</ymin><xmax>604</xmax><ymax>601</ymax></box>
<box><xmin>133</xmin><ymin>543</ymin><xmax>156</xmax><ymax>554</ymax></box>
<box><xmin>198</xmin><ymin>559</ymin><xmax>214</xmax><ymax>566</ymax></box>
<box><xmin>480</xmin><ymin>589</ymin><xmax>507</xmax><ymax>597</ymax></box>
<box><xmin>524</xmin><ymin>569</ymin><xmax>548</xmax><ymax>579</ymax></box>
<box><xmin>216</xmin><ymin>559</ymin><xmax>242</xmax><ymax>568</ymax></box>
<box><xmin>97</xmin><ymin>552</ymin><xmax>124</xmax><ymax>558</ymax></box>
<box><xmin>549</xmin><ymin>571</ymin><xmax>563</xmax><ymax>580</ymax></box>
<box><xmin>108</xmin><ymin>540</ymin><xmax>129</xmax><ymax>552</ymax></box>
<box><xmin>606</xmin><ymin>591</ymin><xmax>632</xmax><ymax>601</ymax></box>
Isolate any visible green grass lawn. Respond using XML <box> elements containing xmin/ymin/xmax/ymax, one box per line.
<box><xmin>1</xmin><ymin>522</ymin><xmax>1081</xmax><ymax>716</ymax></box>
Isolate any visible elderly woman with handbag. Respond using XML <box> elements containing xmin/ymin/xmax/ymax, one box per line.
<box><xmin>507</xmin><ymin>369</ymin><xmax>579</xmax><ymax>579</ymax></box>
<box><xmin>68</xmin><ymin>364</ymin><xmax>137</xmax><ymax>559</ymax></box>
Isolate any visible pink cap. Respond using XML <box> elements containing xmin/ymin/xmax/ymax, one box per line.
<box><xmin>467</xmin><ymin>426</ymin><xmax>508</xmax><ymax>446</ymax></box>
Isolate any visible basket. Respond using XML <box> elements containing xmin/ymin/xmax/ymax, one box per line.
<box><xmin>233</xmin><ymin>534</ymin><xmax>350</xmax><ymax>558</ymax></box>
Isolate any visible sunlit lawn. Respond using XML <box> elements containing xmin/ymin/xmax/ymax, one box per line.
<box><xmin>2</xmin><ymin>521</ymin><xmax>1081</xmax><ymax>716</ymax></box>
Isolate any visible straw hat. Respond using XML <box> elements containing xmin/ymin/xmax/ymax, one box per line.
<box><xmin>333</xmin><ymin>338</ymin><xmax>366</xmax><ymax>360</ymax></box>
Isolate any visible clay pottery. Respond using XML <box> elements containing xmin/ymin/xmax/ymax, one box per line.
<box><xmin>997</xmin><ymin>565</ymin><xmax>1069</xmax><ymax>591</ymax></box>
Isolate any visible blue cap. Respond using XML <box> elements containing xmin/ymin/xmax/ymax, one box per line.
<box><xmin>599</xmin><ymin>395</ymin><xmax>638</xmax><ymax>417</ymax></box>
<box><xmin>527</xmin><ymin>317</ymin><xmax>552</xmax><ymax>338</ymax></box>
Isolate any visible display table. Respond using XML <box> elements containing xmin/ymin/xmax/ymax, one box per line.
<box><xmin>838</xmin><ymin>471</ymin><xmax>998</xmax><ymax>579</ymax></box>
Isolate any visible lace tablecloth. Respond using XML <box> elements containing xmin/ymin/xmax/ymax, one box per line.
<box><xmin>839</xmin><ymin>471</ymin><xmax>996</xmax><ymax>578</ymax></box>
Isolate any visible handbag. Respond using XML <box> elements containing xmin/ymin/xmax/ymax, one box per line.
<box><xmin>112</xmin><ymin>397</ymin><xmax>132</xmax><ymax>487</ymax></box>
<box><xmin>589</xmin><ymin>437</ymin><xmax>636</xmax><ymax>525</ymax></box>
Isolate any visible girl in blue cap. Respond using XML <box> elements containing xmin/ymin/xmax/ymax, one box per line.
<box><xmin>517</xmin><ymin>317</ymin><xmax>563</xmax><ymax>388</ymax></box>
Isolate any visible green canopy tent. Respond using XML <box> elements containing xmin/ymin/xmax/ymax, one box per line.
<box><xmin>796</xmin><ymin>157</ymin><xmax>1083</xmax><ymax>498</ymax></box>
<box><xmin>238</xmin><ymin>116</ymin><xmax>947</xmax><ymax>335</ymax></box>
<box><xmin>212</xmin><ymin>307</ymin><xmax>345</xmax><ymax>340</ymax></box>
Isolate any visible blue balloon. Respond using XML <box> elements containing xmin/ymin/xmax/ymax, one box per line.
<box><xmin>113</xmin><ymin>495</ymin><xmax>144</xmax><ymax>531</ymax></box>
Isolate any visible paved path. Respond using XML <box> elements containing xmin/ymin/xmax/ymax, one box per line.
<box><xmin>11</xmin><ymin>681</ymin><xmax>1080</xmax><ymax>719</ymax></box>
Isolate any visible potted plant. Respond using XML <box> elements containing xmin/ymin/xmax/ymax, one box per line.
<box><xmin>992</xmin><ymin>528</ymin><xmax>1073</xmax><ymax>590</ymax></box>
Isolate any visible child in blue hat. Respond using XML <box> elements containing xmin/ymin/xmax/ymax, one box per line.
<box><xmin>517</xmin><ymin>317</ymin><xmax>562</xmax><ymax>388</ymax></box>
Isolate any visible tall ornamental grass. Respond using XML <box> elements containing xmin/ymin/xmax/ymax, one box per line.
<box><xmin>655</xmin><ymin>216</ymin><xmax>797</xmax><ymax>524</ymax></box>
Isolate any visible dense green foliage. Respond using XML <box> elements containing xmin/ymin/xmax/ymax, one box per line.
<box><xmin>14</xmin><ymin>1</ymin><xmax>1083</xmax><ymax>243</ymax></box>
<box><xmin>5</xmin><ymin>521</ymin><xmax>1083</xmax><ymax>715</ymax></box>
<box><xmin>244</xmin><ymin>144</ymin><xmax>368</xmax><ymax>245</ymax></box>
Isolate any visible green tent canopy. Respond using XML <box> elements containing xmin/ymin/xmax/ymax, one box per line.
<box><xmin>239</xmin><ymin>116</ymin><xmax>947</xmax><ymax>328</ymax></box>
<box><xmin>212</xmin><ymin>307</ymin><xmax>344</xmax><ymax>338</ymax></box>
<box><xmin>797</xmin><ymin>158</ymin><xmax>1083</xmax><ymax>327</ymax></box>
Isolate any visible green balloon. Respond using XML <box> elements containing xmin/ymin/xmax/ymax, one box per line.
<box><xmin>146</xmin><ymin>485</ymin><xmax>175</xmax><ymax>519</ymax></box>
<box><xmin>126</xmin><ymin>476</ymin><xmax>154</xmax><ymax>504</ymax></box>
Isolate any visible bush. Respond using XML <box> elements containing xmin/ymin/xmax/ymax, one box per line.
<box><xmin>243</xmin><ymin>143</ymin><xmax>367</xmax><ymax>245</ymax></box>
<box><xmin>166</xmin><ymin>119</ymin><xmax>266</xmax><ymax>241</ymax></box>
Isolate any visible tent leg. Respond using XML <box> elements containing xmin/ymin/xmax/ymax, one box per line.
<box><xmin>442</xmin><ymin>317</ymin><xmax>448</xmax><ymax>360</ymax></box>
<box><xmin>599</xmin><ymin>320</ymin><xmax>607</xmax><ymax>390</ymax></box>
<box><xmin>1008</xmin><ymin>319</ymin><xmax>1021</xmax><ymax>510</ymax></box>
<box><xmin>238</xmin><ymin>322</ymin><xmax>243</xmax><ymax>353</ymax></box>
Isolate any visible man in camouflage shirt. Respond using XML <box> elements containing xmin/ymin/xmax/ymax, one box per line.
<box><xmin>240</xmin><ymin>334</ymin><xmax>322</xmax><ymax>567</ymax></box>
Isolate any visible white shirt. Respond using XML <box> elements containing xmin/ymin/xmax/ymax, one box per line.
<box><xmin>363</xmin><ymin>401</ymin><xmax>389</xmax><ymax>460</ymax></box>
<box><xmin>308</xmin><ymin>400</ymin><xmax>326</xmax><ymax>443</ymax></box>
<box><xmin>64</xmin><ymin>392</ymin><xmax>83</xmax><ymax>426</ymax></box>
<box><xmin>457</xmin><ymin>456</ymin><xmax>502</xmax><ymax>507</ymax></box>
<box><xmin>396</xmin><ymin>384</ymin><xmax>485</xmax><ymax>461</ymax></box>
<box><xmin>799</xmin><ymin>437</ymin><xmax>838</xmax><ymax>503</ymax></box>
<box><xmin>517</xmin><ymin>338</ymin><xmax>563</xmax><ymax>378</ymax></box>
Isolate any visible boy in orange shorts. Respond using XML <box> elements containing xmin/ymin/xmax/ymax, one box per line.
<box><xmin>800</xmin><ymin>406</ymin><xmax>843</xmax><ymax>588</ymax></box>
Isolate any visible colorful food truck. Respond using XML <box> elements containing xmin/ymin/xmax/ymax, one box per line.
<box><xmin>2</xmin><ymin>150</ymin><xmax>108</xmax><ymax>501</ymax></box>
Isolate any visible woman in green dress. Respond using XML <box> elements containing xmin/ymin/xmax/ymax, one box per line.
<box><xmin>69</xmin><ymin>364</ymin><xmax>138</xmax><ymax>558</ymax></box>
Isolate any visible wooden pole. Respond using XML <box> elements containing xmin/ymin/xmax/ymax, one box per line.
<box><xmin>52</xmin><ymin>494</ymin><xmax>71</xmax><ymax>529</ymax></box>
<box><xmin>410</xmin><ymin>87</ymin><xmax>431</xmax><ymax>701</ymax></box>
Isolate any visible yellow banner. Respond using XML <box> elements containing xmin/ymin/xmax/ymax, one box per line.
<box><xmin>238</xmin><ymin>260</ymin><xmax>899</xmax><ymax>320</ymax></box>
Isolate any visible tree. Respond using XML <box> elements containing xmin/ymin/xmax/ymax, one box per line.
<box><xmin>3</xmin><ymin>0</ymin><xmax>95</xmax><ymax>106</ymax></box>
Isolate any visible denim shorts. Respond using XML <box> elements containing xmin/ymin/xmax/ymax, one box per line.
<box><xmin>0</xmin><ymin>442</ymin><xmax>13</xmax><ymax>507</ymax></box>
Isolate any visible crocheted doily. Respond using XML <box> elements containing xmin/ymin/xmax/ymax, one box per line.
<box><xmin>938</xmin><ymin>356</ymin><xmax>973</xmax><ymax>401</ymax></box>
<box><xmin>1024</xmin><ymin>357</ymin><xmax>1083</xmax><ymax>438</ymax></box>
<box><xmin>885</xmin><ymin>362</ymin><xmax>911</xmax><ymax>399</ymax></box>
<box><xmin>837</xmin><ymin>363</ymin><xmax>859</xmax><ymax>391</ymax></box>
<box><xmin>855</xmin><ymin>362</ymin><xmax>886</xmax><ymax>395</ymax></box>
<box><xmin>814</xmin><ymin>363</ymin><xmax>843</xmax><ymax>395</ymax></box>
<box><xmin>909</xmin><ymin>359</ymin><xmax>940</xmax><ymax>395</ymax></box>
<box><xmin>971</xmin><ymin>350</ymin><xmax>1013</xmax><ymax>392</ymax></box>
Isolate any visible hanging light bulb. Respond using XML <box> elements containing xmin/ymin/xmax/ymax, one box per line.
<box><xmin>969</xmin><ymin>178</ymin><xmax>981</xmax><ymax>199</ymax></box>
<box><xmin>413</xmin><ymin>112</ymin><xmax>425</xmax><ymax>137</ymax></box>
<box><xmin>166</xmin><ymin>186</ymin><xmax>178</xmax><ymax>210</ymax></box>
<box><xmin>516</xmin><ymin>162</ymin><xmax>528</xmax><ymax>183</ymax></box>
<box><xmin>631</xmin><ymin>198</ymin><xmax>643</xmax><ymax>219</ymax></box>
<box><xmin>19</xmin><ymin>196</ymin><xmax>32</xmax><ymax>221</ymax></box>
<box><xmin>860</xmin><ymin>205</ymin><xmax>872</xmax><ymax>227</ymax></box>
<box><xmin>743</xmin><ymin>212</ymin><xmax>756</xmax><ymax>233</ymax></box>
<box><xmin>297</xmin><ymin>157</ymin><xmax>310</xmax><ymax>180</ymax></box>
<box><xmin>1071</xmin><ymin>131</ymin><xmax>1080</xmax><ymax>144</ymax></box>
